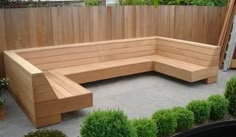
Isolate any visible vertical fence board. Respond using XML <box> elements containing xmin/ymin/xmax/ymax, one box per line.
<box><xmin>0</xmin><ymin>9</ymin><xmax>6</xmax><ymax>77</ymax></box>
<box><xmin>29</xmin><ymin>8</ymin><xmax>53</xmax><ymax>47</ymax></box>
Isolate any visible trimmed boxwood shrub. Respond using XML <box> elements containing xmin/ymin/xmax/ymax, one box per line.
<box><xmin>131</xmin><ymin>118</ymin><xmax>157</xmax><ymax>137</ymax></box>
<box><xmin>208</xmin><ymin>94</ymin><xmax>229</xmax><ymax>120</ymax></box>
<box><xmin>24</xmin><ymin>129</ymin><xmax>67</xmax><ymax>137</ymax></box>
<box><xmin>225</xmin><ymin>76</ymin><xmax>236</xmax><ymax>116</ymax></box>
<box><xmin>152</xmin><ymin>109</ymin><xmax>177</xmax><ymax>137</ymax></box>
<box><xmin>187</xmin><ymin>100</ymin><xmax>210</xmax><ymax>123</ymax></box>
<box><xmin>172</xmin><ymin>107</ymin><xmax>194</xmax><ymax>131</ymax></box>
<box><xmin>80</xmin><ymin>109</ymin><xmax>137</xmax><ymax>137</ymax></box>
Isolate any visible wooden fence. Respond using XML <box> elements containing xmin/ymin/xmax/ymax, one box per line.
<box><xmin>0</xmin><ymin>6</ymin><xmax>226</xmax><ymax>77</ymax></box>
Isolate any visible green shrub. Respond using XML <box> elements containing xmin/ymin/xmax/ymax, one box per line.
<box><xmin>80</xmin><ymin>109</ymin><xmax>137</xmax><ymax>137</ymax></box>
<box><xmin>172</xmin><ymin>107</ymin><xmax>194</xmax><ymax>131</ymax></box>
<box><xmin>119</xmin><ymin>0</ymin><xmax>146</xmax><ymax>5</ymax></box>
<box><xmin>0</xmin><ymin>78</ymin><xmax>9</xmax><ymax>91</ymax></box>
<box><xmin>152</xmin><ymin>109</ymin><xmax>177</xmax><ymax>137</ymax></box>
<box><xmin>0</xmin><ymin>97</ymin><xmax>4</xmax><ymax>108</ymax></box>
<box><xmin>24</xmin><ymin>129</ymin><xmax>67</xmax><ymax>137</ymax></box>
<box><xmin>208</xmin><ymin>94</ymin><xmax>229</xmax><ymax>120</ymax></box>
<box><xmin>84</xmin><ymin>0</ymin><xmax>101</xmax><ymax>6</ymax></box>
<box><xmin>186</xmin><ymin>100</ymin><xmax>210</xmax><ymax>123</ymax></box>
<box><xmin>131</xmin><ymin>118</ymin><xmax>157</xmax><ymax>137</ymax></box>
<box><xmin>225</xmin><ymin>76</ymin><xmax>236</xmax><ymax>116</ymax></box>
<box><xmin>158</xmin><ymin>0</ymin><xmax>227</xmax><ymax>6</ymax></box>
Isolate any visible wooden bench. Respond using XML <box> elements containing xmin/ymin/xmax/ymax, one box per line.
<box><xmin>3</xmin><ymin>36</ymin><xmax>220</xmax><ymax>128</ymax></box>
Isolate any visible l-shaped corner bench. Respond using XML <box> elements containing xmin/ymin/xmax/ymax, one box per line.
<box><xmin>4</xmin><ymin>36</ymin><xmax>220</xmax><ymax>128</ymax></box>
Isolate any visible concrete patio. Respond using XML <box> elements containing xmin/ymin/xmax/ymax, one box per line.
<box><xmin>0</xmin><ymin>70</ymin><xmax>235</xmax><ymax>137</ymax></box>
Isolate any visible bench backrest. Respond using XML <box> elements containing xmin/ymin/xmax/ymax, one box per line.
<box><xmin>17</xmin><ymin>36</ymin><xmax>220</xmax><ymax>71</ymax></box>
<box><xmin>17</xmin><ymin>37</ymin><xmax>156</xmax><ymax>70</ymax></box>
<box><xmin>156</xmin><ymin>37</ymin><xmax>220</xmax><ymax>67</ymax></box>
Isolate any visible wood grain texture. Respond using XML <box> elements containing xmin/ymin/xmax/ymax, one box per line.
<box><xmin>0</xmin><ymin>6</ymin><xmax>226</xmax><ymax>77</ymax></box>
<box><xmin>4</xmin><ymin>52</ymin><xmax>37</xmax><ymax>125</ymax></box>
<box><xmin>0</xmin><ymin>9</ymin><xmax>6</xmax><ymax>77</ymax></box>
<box><xmin>4</xmin><ymin>36</ymin><xmax>220</xmax><ymax>128</ymax></box>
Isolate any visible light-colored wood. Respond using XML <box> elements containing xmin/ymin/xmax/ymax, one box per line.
<box><xmin>0</xmin><ymin>9</ymin><xmax>7</xmax><ymax>77</ymax></box>
<box><xmin>230</xmin><ymin>59</ymin><xmax>236</xmax><ymax>67</ymax></box>
<box><xmin>67</xmin><ymin>59</ymin><xmax>153</xmax><ymax>84</ymax></box>
<box><xmin>36</xmin><ymin>93</ymin><xmax>92</xmax><ymax>118</ymax></box>
<box><xmin>35</xmin><ymin>114</ymin><xmax>61</xmax><ymax>128</ymax></box>
<box><xmin>0</xmin><ymin>6</ymin><xmax>227</xmax><ymax>77</ymax></box>
<box><xmin>4</xmin><ymin>51</ymin><xmax>37</xmax><ymax>125</ymax></box>
<box><xmin>4</xmin><ymin>36</ymin><xmax>220</xmax><ymax>128</ymax></box>
<box><xmin>204</xmin><ymin>76</ymin><xmax>218</xmax><ymax>84</ymax></box>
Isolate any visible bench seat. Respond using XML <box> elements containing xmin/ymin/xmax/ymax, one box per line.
<box><xmin>4</xmin><ymin>36</ymin><xmax>220</xmax><ymax>128</ymax></box>
<box><xmin>51</xmin><ymin>55</ymin><xmax>217</xmax><ymax>84</ymax></box>
<box><xmin>145</xmin><ymin>55</ymin><xmax>218</xmax><ymax>82</ymax></box>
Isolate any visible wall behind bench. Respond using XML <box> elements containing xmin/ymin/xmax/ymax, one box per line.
<box><xmin>0</xmin><ymin>6</ymin><xmax>226</xmax><ymax>77</ymax></box>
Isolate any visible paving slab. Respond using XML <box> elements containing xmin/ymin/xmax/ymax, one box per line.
<box><xmin>0</xmin><ymin>70</ymin><xmax>235</xmax><ymax>137</ymax></box>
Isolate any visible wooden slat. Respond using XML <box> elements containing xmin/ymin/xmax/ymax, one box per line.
<box><xmin>156</xmin><ymin>45</ymin><xmax>219</xmax><ymax>61</ymax></box>
<box><xmin>0</xmin><ymin>9</ymin><xmax>7</xmax><ymax>77</ymax></box>
<box><xmin>97</xmin><ymin>39</ymin><xmax>156</xmax><ymax>50</ymax></box>
<box><xmin>156</xmin><ymin>50</ymin><xmax>219</xmax><ymax>67</ymax></box>
<box><xmin>100</xmin><ymin>50</ymin><xmax>155</xmax><ymax>62</ymax></box>
<box><xmin>36</xmin><ymin>114</ymin><xmax>61</xmax><ymax>128</ymax></box>
<box><xmin>67</xmin><ymin>61</ymin><xmax>153</xmax><ymax>84</ymax></box>
<box><xmin>55</xmin><ymin>57</ymin><xmax>153</xmax><ymax>75</ymax></box>
<box><xmin>46</xmin><ymin>71</ymin><xmax>90</xmax><ymax>95</ymax></box>
<box><xmin>37</xmin><ymin>57</ymin><xmax>100</xmax><ymax>70</ymax></box>
<box><xmin>28</xmin><ymin>51</ymin><xmax>98</xmax><ymax>65</ymax></box>
<box><xmin>99</xmin><ymin>45</ymin><xmax>156</xmax><ymax>56</ymax></box>
<box><xmin>18</xmin><ymin>46</ymin><xmax>98</xmax><ymax>59</ymax></box>
<box><xmin>144</xmin><ymin>55</ymin><xmax>206</xmax><ymax>71</ymax></box>
<box><xmin>230</xmin><ymin>59</ymin><xmax>236</xmax><ymax>68</ymax></box>
<box><xmin>156</xmin><ymin>36</ymin><xmax>221</xmax><ymax>55</ymax></box>
<box><xmin>35</xmin><ymin>93</ymin><xmax>92</xmax><ymax>118</ymax></box>
<box><xmin>4</xmin><ymin>52</ymin><xmax>36</xmax><ymax>124</ymax></box>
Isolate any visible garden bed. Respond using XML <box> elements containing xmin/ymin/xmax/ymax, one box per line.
<box><xmin>173</xmin><ymin>119</ymin><xmax>236</xmax><ymax>137</ymax></box>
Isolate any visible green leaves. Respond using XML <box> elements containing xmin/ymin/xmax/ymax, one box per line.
<box><xmin>131</xmin><ymin>118</ymin><xmax>157</xmax><ymax>137</ymax></box>
<box><xmin>152</xmin><ymin>109</ymin><xmax>177</xmax><ymax>137</ymax></box>
<box><xmin>172</xmin><ymin>107</ymin><xmax>194</xmax><ymax>131</ymax></box>
<box><xmin>80</xmin><ymin>109</ymin><xmax>136</xmax><ymax>137</ymax></box>
<box><xmin>0</xmin><ymin>78</ymin><xmax>9</xmax><ymax>91</ymax></box>
<box><xmin>24</xmin><ymin>129</ymin><xmax>67</xmax><ymax>137</ymax></box>
<box><xmin>208</xmin><ymin>94</ymin><xmax>229</xmax><ymax>120</ymax></box>
<box><xmin>84</xmin><ymin>0</ymin><xmax>101</xmax><ymax>6</ymax></box>
<box><xmin>187</xmin><ymin>100</ymin><xmax>211</xmax><ymax>123</ymax></box>
<box><xmin>153</xmin><ymin>0</ymin><xmax>159</xmax><ymax>7</ymax></box>
<box><xmin>157</xmin><ymin>0</ymin><xmax>227</xmax><ymax>6</ymax></box>
<box><xmin>225</xmin><ymin>76</ymin><xmax>236</xmax><ymax>116</ymax></box>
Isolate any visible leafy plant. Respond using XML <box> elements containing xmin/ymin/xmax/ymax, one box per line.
<box><xmin>119</xmin><ymin>0</ymin><xmax>146</xmax><ymax>5</ymax></box>
<box><xmin>131</xmin><ymin>118</ymin><xmax>157</xmax><ymax>137</ymax></box>
<box><xmin>0</xmin><ymin>78</ymin><xmax>8</xmax><ymax>109</ymax></box>
<box><xmin>80</xmin><ymin>109</ymin><xmax>137</xmax><ymax>137</ymax></box>
<box><xmin>0</xmin><ymin>0</ymin><xmax>8</xmax><ymax>8</ymax></box>
<box><xmin>0</xmin><ymin>78</ymin><xmax>9</xmax><ymax>92</ymax></box>
<box><xmin>84</xmin><ymin>0</ymin><xmax>101</xmax><ymax>6</ymax></box>
<box><xmin>152</xmin><ymin>109</ymin><xmax>177</xmax><ymax>137</ymax></box>
<box><xmin>208</xmin><ymin>94</ymin><xmax>229</xmax><ymax>120</ymax></box>
<box><xmin>0</xmin><ymin>97</ymin><xmax>4</xmax><ymax>109</ymax></box>
<box><xmin>157</xmin><ymin>0</ymin><xmax>227</xmax><ymax>6</ymax></box>
<box><xmin>187</xmin><ymin>100</ymin><xmax>210</xmax><ymax>123</ymax></box>
<box><xmin>172</xmin><ymin>107</ymin><xmax>194</xmax><ymax>131</ymax></box>
<box><xmin>24</xmin><ymin>129</ymin><xmax>67</xmax><ymax>137</ymax></box>
<box><xmin>225</xmin><ymin>76</ymin><xmax>236</xmax><ymax>116</ymax></box>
